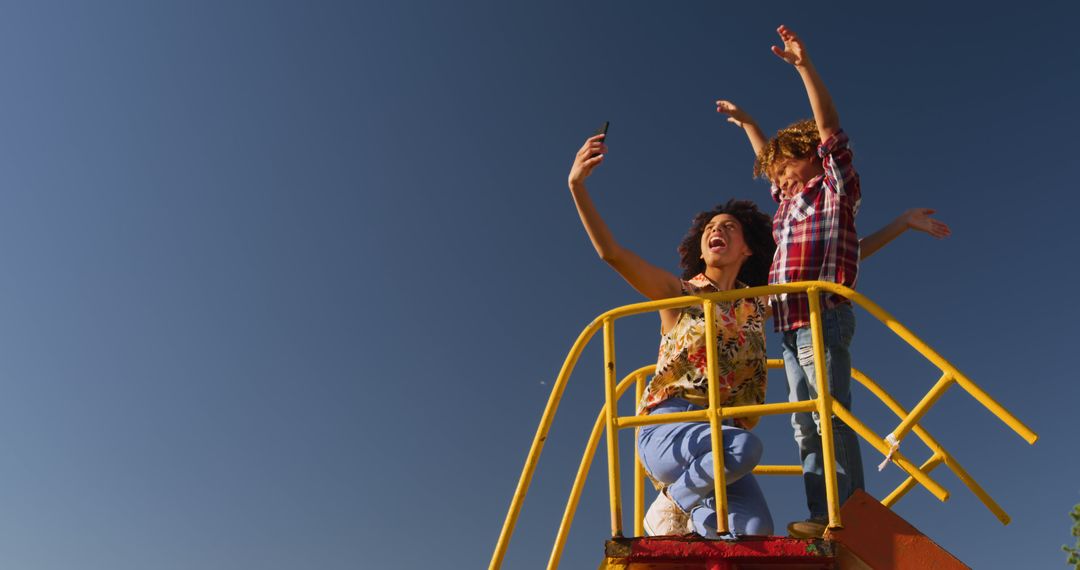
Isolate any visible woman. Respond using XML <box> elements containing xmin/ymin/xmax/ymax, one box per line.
<box><xmin>567</xmin><ymin>133</ymin><xmax>776</xmax><ymax>538</ymax></box>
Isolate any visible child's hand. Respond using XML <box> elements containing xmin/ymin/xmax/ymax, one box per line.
<box><xmin>716</xmin><ymin>100</ymin><xmax>756</xmax><ymax>128</ymax></box>
<box><xmin>771</xmin><ymin>25</ymin><xmax>810</xmax><ymax>67</ymax></box>
<box><xmin>902</xmin><ymin>208</ymin><xmax>952</xmax><ymax>239</ymax></box>
<box><xmin>568</xmin><ymin>134</ymin><xmax>607</xmax><ymax>188</ymax></box>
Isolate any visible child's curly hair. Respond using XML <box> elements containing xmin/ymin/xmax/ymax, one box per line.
<box><xmin>753</xmin><ymin>119</ymin><xmax>819</xmax><ymax>180</ymax></box>
<box><xmin>677</xmin><ymin>199</ymin><xmax>775</xmax><ymax>286</ymax></box>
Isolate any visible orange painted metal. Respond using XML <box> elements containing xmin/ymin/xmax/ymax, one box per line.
<box><xmin>825</xmin><ymin>490</ymin><xmax>970</xmax><ymax>569</ymax></box>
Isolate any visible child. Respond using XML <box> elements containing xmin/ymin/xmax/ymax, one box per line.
<box><xmin>715</xmin><ymin>25</ymin><xmax>948</xmax><ymax>539</ymax></box>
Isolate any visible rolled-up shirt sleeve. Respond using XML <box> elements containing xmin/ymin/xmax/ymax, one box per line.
<box><xmin>770</xmin><ymin>182</ymin><xmax>783</xmax><ymax>203</ymax></box>
<box><xmin>818</xmin><ymin>130</ymin><xmax>860</xmax><ymax>202</ymax></box>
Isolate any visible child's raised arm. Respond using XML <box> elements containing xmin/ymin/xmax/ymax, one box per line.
<box><xmin>860</xmin><ymin>209</ymin><xmax>952</xmax><ymax>261</ymax></box>
<box><xmin>567</xmin><ymin>134</ymin><xmax>683</xmax><ymax>301</ymax></box>
<box><xmin>771</xmin><ymin>25</ymin><xmax>839</xmax><ymax>142</ymax></box>
<box><xmin>716</xmin><ymin>100</ymin><xmax>768</xmax><ymax>157</ymax></box>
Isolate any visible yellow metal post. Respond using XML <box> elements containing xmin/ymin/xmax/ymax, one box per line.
<box><xmin>603</xmin><ymin>318</ymin><xmax>624</xmax><ymax>536</ymax></box>
<box><xmin>831</xmin><ymin>284</ymin><xmax>1038</xmax><ymax>445</ymax></box>
<box><xmin>830</xmin><ymin>403</ymin><xmax>949</xmax><ymax>501</ymax></box>
<box><xmin>853</xmin><ymin>369</ymin><xmax>949</xmax><ymax>460</ymax></box>
<box><xmin>950</xmin><ymin>371</ymin><xmax>1038</xmax><ymax>444</ymax></box>
<box><xmin>548</xmin><ymin>372</ymin><xmax>643</xmax><ymax>570</ymax></box>
<box><xmin>883</xmin><ymin>454</ymin><xmax>943</xmax><ymax>507</ymax></box>
<box><xmin>942</xmin><ymin>454</ymin><xmax>1010</xmax><ymax>525</ymax></box>
<box><xmin>889</xmin><ymin>373</ymin><xmax>954</xmax><ymax>443</ymax></box>
<box><xmin>489</xmin><ymin>322</ymin><xmax>601</xmax><ymax>570</ymax></box>
<box><xmin>703</xmin><ymin>300</ymin><xmax>730</xmax><ymax>533</ymax></box>
<box><xmin>853</xmin><ymin>369</ymin><xmax>1006</xmax><ymax>522</ymax></box>
<box><xmin>807</xmin><ymin>289</ymin><xmax>842</xmax><ymax>528</ymax></box>
<box><xmin>549</xmin><ymin>402</ymin><xmax>609</xmax><ymax>570</ymax></box>
<box><xmin>718</xmin><ymin>400</ymin><xmax>817</xmax><ymax>419</ymax></box>
<box><xmin>634</xmin><ymin>371</ymin><xmax>646</xmax><ymax>537</ymax></box>
<box><xmin>617</xmin><ymin>409</ymin><xmax>710</xmax><ymax>428</ymax></box>
<box><xmin>753</xmin><ymin>465</ymin><xmax>803</xmax><ymax>475</ymax></box>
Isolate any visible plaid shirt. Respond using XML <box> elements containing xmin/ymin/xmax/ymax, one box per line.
<box><xmin>768</xmin><ymin>130</ymin><xmax>861</xmax><ymax>333</ymax></box>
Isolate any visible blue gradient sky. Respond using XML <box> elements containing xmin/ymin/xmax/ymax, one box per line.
<box><xmin>0</xmin><ymin>2</ymin><xmax>1075</xmax><ymax>568</ymax></box>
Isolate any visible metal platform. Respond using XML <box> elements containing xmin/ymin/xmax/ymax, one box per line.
<box><xmin>602</xmin><ymin>535</ymin><xmax>835</xmax><ymax>569</ymax></box>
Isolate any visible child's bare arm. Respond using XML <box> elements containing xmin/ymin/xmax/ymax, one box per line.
<box><xmin>860</xmin><ymin>209</ymin><xmax>952</xmax><ymax>261</ymax></box>
<box><xmin>771</xmin><ymin>25</ymin><xmax>840</xmax><ymax>142</ymax></box>
<box><xmin>567</xmin><ymin>135</ymin><xmax>683</xmax><ymax>301</ymax></box>
<box><xmin>716</xmin><ymin>100</ymin><xmax>768</xmax><ymax>157</ymax></box>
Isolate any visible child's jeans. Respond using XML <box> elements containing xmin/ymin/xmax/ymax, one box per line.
<box><xmin>781</xmin><ymin>303</ymin><xmax>865</xmax><ymax>520</ymax></box>
<box><xmin>637</xmin><ymin>398</ymin><xmax>774</xmax><ymax>536</ymax></box>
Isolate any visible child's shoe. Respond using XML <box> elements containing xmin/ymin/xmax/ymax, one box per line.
<box><xmin>786</xmin><ymin>517</ymin><xmax>827</xmax><ymax>538</ymax></box>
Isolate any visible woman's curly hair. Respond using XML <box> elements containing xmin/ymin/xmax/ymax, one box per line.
<box><xmin>753</xmin><ymin>119</ymin><xmax>819</xmax><ymax>180</ymax></box>
<box><xmin>677</xmin><ymin>199</ymin><xmax>775</xmax><ymax>286</ymax></box>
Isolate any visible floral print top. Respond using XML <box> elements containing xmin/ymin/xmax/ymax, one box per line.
<box><xmin>636</xmin><ymin>273</ymin><xmax>768</xmax><ymax>430</ymax></box>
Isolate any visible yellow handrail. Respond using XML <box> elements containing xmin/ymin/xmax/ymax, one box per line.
<box><xmin>851</xmin><ymin>369</ymin><xmax>1010</xmax><ymax>524</ymax></box>
<box><xmin>489</xmin><ymin>281</ymin><xmax>1037</xmax><ymax>570</ymax></box>
<box><xmin>546</xmin><ymin>367</ymin><xmax>648</xmax><ymax>570</ymax></box>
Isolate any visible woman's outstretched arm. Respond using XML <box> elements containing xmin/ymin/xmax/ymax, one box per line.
<box><xmin>860</xmin><ymin>208</ymin><xmax>952</xmax><ymax>261</ymax></box>
<box><xmin>568</xmin><ymin>134</ymin><xmax>682</xmax><ymax>301</ymax></box>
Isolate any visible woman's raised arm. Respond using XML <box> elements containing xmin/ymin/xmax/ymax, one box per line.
<box><xmin>568</xmin><ymin>134</ymin><xmax>682</xmax><ymax>301</ymax></box>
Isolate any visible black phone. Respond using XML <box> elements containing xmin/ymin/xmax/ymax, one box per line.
<box><xmin>590</xmin><ymin>121</ymin><xmax>609</xmax><ymax>158</ymax></box>
<box><xmin>595</xmin><ymin>121</ymin><xmax>609</xmax><ymax>141</ymax></box>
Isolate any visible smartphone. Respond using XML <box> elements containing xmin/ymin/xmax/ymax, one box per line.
<box><xmin>591</xmin><ymin>121</ymin><xmax>609</xmax><ymax>157</ymax></box>
<box><xmin>594</xmin><ymin>121</ymin><xmax>609</xmax><ymax>141</ymax></box>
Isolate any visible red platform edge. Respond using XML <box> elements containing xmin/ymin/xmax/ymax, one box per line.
<box><xmin>606</xmin><ymin>535</ymin><xmax>834</xmax><ymax>562</ymax></box>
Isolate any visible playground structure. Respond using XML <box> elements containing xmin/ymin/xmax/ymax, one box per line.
<box><xmin>489</xmin><ymin>281</ymin><xmax>1038</xmax><ymax>569</ymax></box>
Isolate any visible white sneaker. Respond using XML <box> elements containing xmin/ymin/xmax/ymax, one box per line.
<box><xmin>642</xmin><ymin>491</ymin><xmax>690</xmax><ymax>536</ymax></box>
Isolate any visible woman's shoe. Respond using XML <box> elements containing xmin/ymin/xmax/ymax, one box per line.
<box><xmin>642</xmin><ymin>492</ymin><xmax>690</xmax><ymax>536</ymax></box>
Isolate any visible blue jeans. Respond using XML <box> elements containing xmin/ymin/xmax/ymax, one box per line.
<box><xmin>781</xmin><ymin>303</ymin><xmax>865</xmax><ymax>520</ymax></box>
<box><xmin>637</xmin><ymin>398</ymin><xmax>774</xmax><ymax>536</ymax></box>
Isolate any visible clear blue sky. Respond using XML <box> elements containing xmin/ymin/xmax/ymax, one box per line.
<box><xmin>0</xmin><ymin>1</ymin><xmax>1075</xmax><ymax>568</ymax></box>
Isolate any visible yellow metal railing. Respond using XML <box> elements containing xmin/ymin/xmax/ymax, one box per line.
<box><xmin>489</xmin><ymin>281</ymin><xmax>1037</xmax><ymax>570</ymax></box>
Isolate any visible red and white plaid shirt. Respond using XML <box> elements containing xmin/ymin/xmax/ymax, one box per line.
<box><xmin>768</xmin><ymin>130</ymin><xmax>861</xmax><ymax>333</ymax></box>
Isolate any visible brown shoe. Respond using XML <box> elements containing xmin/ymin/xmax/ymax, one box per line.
<box><xmin>786</xmin><ymin>518</ymin><xmax>827</xmax><ymax>538</ymax></box>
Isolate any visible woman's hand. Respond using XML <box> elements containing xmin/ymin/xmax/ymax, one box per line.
<box><xmin>902</xmin><ymin>208</ymin><xmax>952</xmax><ymax>239</ymax></box>
<box><xmin>568</xmin><ymin>133</ymin><xmax>607</xmax><ymax>188</ymax></box>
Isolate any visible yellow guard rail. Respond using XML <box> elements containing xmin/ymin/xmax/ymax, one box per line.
<box><xmin>489</xmin><ymin>281</ymin><xmax>1037</xmax><ymax>570</ymax></box>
